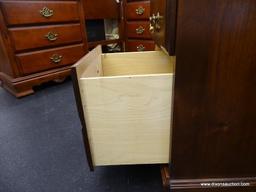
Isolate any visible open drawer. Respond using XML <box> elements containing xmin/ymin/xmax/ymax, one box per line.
<box><xmin>72</xmin><ymin>46</ymin><xmax>175</xmax><ymax>170</ymax></box>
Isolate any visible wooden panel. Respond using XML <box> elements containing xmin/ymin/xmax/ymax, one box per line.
<box><xmin>126</xmin><ymin>1</ymin><xmax>150</xmax><ymax>20</ymax></box>
<box><xmin>0</xmin><ymin>1</ymin><xmax>80</xmax><ymax>26</ymax></box>
<box><xmin>71</xmin><ymin>46</ymin><xmax>103</xmax><ymax>171</ymax></box>
<box><xmin>0</xmin><ymin>26</ymin><xmax>12</xmax><ymax>75</ymax></box>
<box><xmin>0</xmin><ymin>8</ymin><xmax>18</xmax><ymax>77</ymax></box>
<box><xmin>83</xmin><ymin>0</ymin><xmax>119</xmax><ymax>19</ymax></box>
<box><xmin>17</xmin><ymin>44</ymin><xmax>85</xmax><ymax>75</ymax></box>
<box><xmin>102</xmin><ymin>50</ymin><xmax>174</xmax><ymax>76</ymax></box>
<box><xmin>172</xmin><ymin>0</ymin><xmax>256</xmax><ymax>180</ymax></box>
<box><xmin>150</xmin><ymin>0</ymin><xmax>177</xmax><ymax>55</ymax></box>
<box><xmin>9</xmin><ymin>24</ymin><xmax>82</xmax><ymax>52</ymax></box>
<box><xmin>126</xmin><ymin>21</ymin><xmax>152</xmax><ymax>39</ymax></box>
<box><xmin>80</xmin><ymin>74</ymin><xmax>173</xmax><ymax>166</ymax></box>
<box><xmin>170</xmin><ymin>177</ymin><xmax>256</xmax><ymax>190</ymax></box>
<box><xmin>161</xmin><ymin>164</ymin><xmax>171</xmax><ymax>192</ymax></box>
<box><xmin>126</xmin><ymin>40</ymin><xmax>155</xmax><ymax>51</ymax></box>
<box><xmin>73</xmin><ymin>45</ymin><xmax>102</xmax><ymax>79</ymax></box>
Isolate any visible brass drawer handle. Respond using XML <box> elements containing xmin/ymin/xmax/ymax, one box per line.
<box><xmin>40</xmin><ymin>7</ymin><xmax>54</xmax><ymax>18</ymax></box>
<box><xmin>149</xmin><ymin>12</ymin><xmax>164</xmax><ymax>33</ymax></box>
<box><xmin>136</xmin><ymin>26</ymin><xmax>145</xmax><ymax>34</ymax></box>
<box><xmin>137</xmin><ymin>44</ymin><xmax>145</xmax><ymax>51</ymax></box>
<box><xmin>45</xmin><ymin>32</ymin><xmax>58</xmax><ymax>41</ymax></box>
<box><xmin>149</xmin><ymin>23</ymin><xmax>155</xmax><ymax>33</ymax></box>
<box><xmin>136</xmin><ymin>6</ymin><xmax>145</xmax><ymax>15</ymax></box>
<box><xmin>50</xmin><ymin>54</ymin><xmax>62</xmax><ymax>64</ymax></box>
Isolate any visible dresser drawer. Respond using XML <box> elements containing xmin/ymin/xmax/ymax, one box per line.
<box><xmin>9</xmin><ymin>24</ymin><xmax>83</xmax><ymax>52</ymax></box>
<box><xmin>17</xmin><ymin>44</ymin><xmax>85</xmax><ymax>75</ymax></box>
<box><xmin>72</xmin><ymin>46</ymin><xmax>175</xmax><ymax>167</ymax></box>
<box><xmin>126</xmin><ymin>21</ymin><xmax>151</xmax><ymax>39</ymax></box>
<box><xmin>126</xmin><ymin>40</ymin><xmax>155</xmax><ymax>52</ymax></box>
<box><xmin>0</xmin><ymin>1</ymin><xmax>80</xmax><ymax>26</ymax></box>
<box><xmin>126</xmin><ymin>1</ymin><xmax>150</xmax><ymax>20</ymax></box>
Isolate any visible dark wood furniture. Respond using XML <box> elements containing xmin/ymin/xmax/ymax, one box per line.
<box><xmin>0</xmin><ymin>0</ymin><xmax>88</xmax><ymax>97</ymax></box>
<box><xmin>83</xmin><ymin>0</ymin><xmax>119</xmax><ymax>19</ymax></box>
<box><xmin>72</xmin><ymin>0</ymin><xmax>256</xmax><ymax>192</ymax></box>
<box><xmin>0</xmin><ymin>0</ymin><xmax>157</xmax><ymax>97</ymax></box>
<box><xmin>124</xmin><ymin>0</ymin><xmax>155</xmax><ymax>51</ymax></box>
<box><xmin>151</xmin><ymin>0</ymin><xmax>256</xmax><ymax>191</ymax></box>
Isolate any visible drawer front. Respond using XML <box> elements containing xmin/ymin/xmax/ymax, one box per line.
<box><xmin>126</xmin><ymin>1</ymin><xmax>150</xmax><ymax>20</ymax></box>
<box><xmin>0</xmin><ymin>1</ymin><xmax>80</xmax><ymax>26</ymax></box>
<box><xmin>10</xmin><ymin>24</ymin><xmax>83</xmax><ymax>52</ymax></box>
<box><xmin>126</xmin><ymin>40</ymin><xmax>155</xmax><ymax>52</ymax></box>
<box><xmin>126</xmin><ymin>21</ymin><xmax>151</xmax><ymax>39</ymax></box>
<box><xmin>16</xmin><ymin>44</ymin><xmax>85</xmax><ymax>75</ymax></box>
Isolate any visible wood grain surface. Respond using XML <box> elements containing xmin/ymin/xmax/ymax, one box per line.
<box><xmin>1</xmin><ymin>1</ymin><xmax>80</xmax><ymax>26</ymax></box>
<box><xmin>9</xmin><ymin>24</ymin><xmax>82</xmax><ymax>52</ymax></box>
<box><xmin>126</xmin><ymin>1</ymin><xmax>150</xmax><ymax>20</ymax></box>
<box><xmin>172</xmin><ymin>0</ymin><xmax>256</xmax><ymax>181</ymax></box>
<box><xmin>74</xmin><ymin>46</ymin><xmax>175</xmax><ymax>166</ymax></box>
<box><xmin>17</xmin><ymin>44</ymin><xmax>86</xmax><ymax>75</ymax></box>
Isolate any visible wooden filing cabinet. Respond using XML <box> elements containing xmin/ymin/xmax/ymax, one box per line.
<box><xmin>0</xmin><ymin>0</ymin><xmax>88</xmax><ymax>97</ymax></box>
<box><xmin>124</xmin><ymin>0</ymin><xmax>155</xmax><ymax>51</ymax></box>
<box><xmin>73</xmin><ymin>0</ymin><xmax>256</xmax><ymax>192</ymax></box>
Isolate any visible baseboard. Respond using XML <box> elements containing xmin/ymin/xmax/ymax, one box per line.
<box><xmin>170</xmin><ymin>177</ymin><xmax>256</xmax><ymax>191</ymax></box>
<box><xmin>161</xmin><ymin>166</ymin><xmax>256</xmax><ymax>192</ymax></box>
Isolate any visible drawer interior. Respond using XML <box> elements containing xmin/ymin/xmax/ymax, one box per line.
<box><xmin>73</xmin><ymin>46</ymin><xmax>175</xmax><ymax>166</ymax></box>
<box><xmin>80</xmin><ymin>47</ymin><xmax>174</xmax><ymax>78</ymax></box>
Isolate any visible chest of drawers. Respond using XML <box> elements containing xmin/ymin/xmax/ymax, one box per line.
<box><xmin>0</xmin><ymin>0</ymin><xmax>87</xmax><ymax>97</ymax></box>
<box><xmin>124</xmin><ymin>0</ymin><xmax>155</xmax><ymax>52</ymax></box>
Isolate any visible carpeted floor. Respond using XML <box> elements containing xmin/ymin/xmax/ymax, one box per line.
<box><xmin>0</xmin><ymin>79</ymin><xmax>162</xmax><ymax>192</ymax></box>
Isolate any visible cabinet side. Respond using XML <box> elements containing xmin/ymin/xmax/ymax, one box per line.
<box><xmin>0</xmin><ymin>4</ymin><xmax>17</xmax><ymax>77</ymax></box>
<box><xmin>70</xmin><ymin>46</ymin><xmax>103</xmax><ymax>171</ymax></box>
<box><xmin>0</xmin><ymin>31</ymin><xmax>11</xmax><ymax>74</ymax></box>
<box><xmin>71</xmin><ymin>67</ymin><xmax>94</xmax><ymax>171</ymax></box>
<box><xmin>171</xmin><ymin>0</ymin><xmax>256</xmax><ymax>191</ymax></box>
<box><xmin>0</xmin><ymin>22</ymin><xmax>12</xmax><ymax>76</ymax></box>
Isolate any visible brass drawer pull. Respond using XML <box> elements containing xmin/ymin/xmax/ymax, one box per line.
<box><xmin>149</xmin><ymin>12</ymin><xmax>164</xmax><ymax>33</ymax></box>
<box><xmin>40</xmin><ymin>7</ymin><xmax>54</xmax><ymax>18</ymax></box>
<box><xmin>136</xmin><ymin>6</ymin><xmax>145</xmax><ymax>15</ymax></box>
<box><xmin>136</xmin><ymin>26</ymin><xmax>145</xmax><ymax>34</ymax></box>
<box><xmin>45</xmin><ymin>32</ymin><xmax>58</xmax><ymax>41</ymax></box>
<box><xmin>50</xmin><ymin>54</ymin><xmax>62</xmax><ymax>63</ymax></box>
<box><xmin>137</xmin><ymin>44</ymin><xmax>145</xmax><ymax>51</ymax></box>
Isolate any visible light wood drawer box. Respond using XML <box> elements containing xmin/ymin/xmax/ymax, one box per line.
<box><xmin>126</xmin><ymin>40</ymin><xmax>155</xmax><ymax>52</ymax></box>
<box><xmin>9</xmin><ymin>24</ymin><xmax>83</xmax><ymax>52</ymax></box>
<box><xmin>126</xmin><ymin>21</ymin><xmax>151</xmax><ymax>39</ymax></box>
<box><xmin>72</xmin><ymin>46</ymin><xmax>175</xmax><ymax>167</ymax></box>
<box><xmin>126</xmin><ymin>1</ymin><xmax>150</xmax><ymax>20</ymax></box>
<box><xmin>17</xmin><ymin>44</ymin><xmax>85</xmax><ymax>75</ymax></box>
<box><xmin>0</xmin><ymin>1</ymin><xmax>80</xmax><ymax>26</ymax></box>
